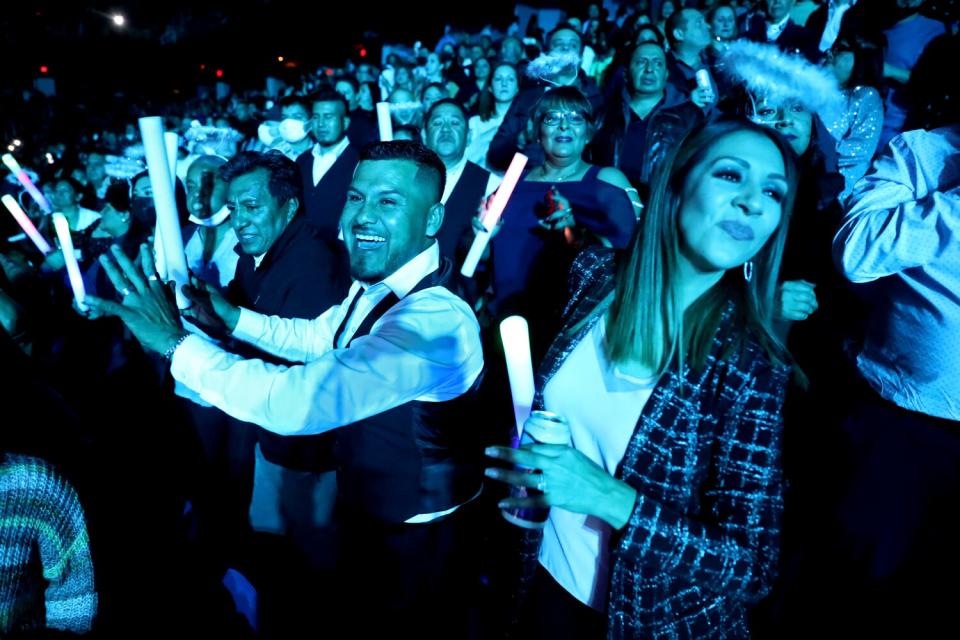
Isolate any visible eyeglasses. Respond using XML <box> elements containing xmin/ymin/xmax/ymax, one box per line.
<box><xmin>541</xmin><ymin>111</ymin><xmax>588</xmax><ymax>127</ymax></box>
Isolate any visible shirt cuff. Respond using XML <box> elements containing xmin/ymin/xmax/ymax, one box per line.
<box><xmin>170</xmin><ymin>334</ymin><xmax>224</xmax><ymax>390</ymax></box>
<box><xmin>232</xmin><ymin>307</ymin><xmax>266</xmax><ymax>344</ymax></box>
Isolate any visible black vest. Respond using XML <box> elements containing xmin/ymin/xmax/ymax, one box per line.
<box><xmin>436</xmin><ymin>161</ymin><xmax>490</xmax><ymax>265</ymax></box>
<box><xmin>296</xmin><ymin>142</ymin><xmax>360</xmax><ymax>242</ymax></box>
<box><xmin>333</xmin><ymin>258</ymin><xmax>484</xmax><ymax>523</ymax></box>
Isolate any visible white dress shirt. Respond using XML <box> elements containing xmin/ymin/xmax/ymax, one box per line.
<box><xmin>72</xmin><ymin>208</ymin><xmax>101</xmax><ymax>232</ymax></box>
<box><xmin>171</xmin><ymin>241</ymin><xmax>484</xmax><ymax>435</ymax></box>
<box><xmin>311</xmin><ymin>137</ymin><xmax>351</xmax><ymax>186</ymax></box>
<box><xmin>834</xmin><ymin>126</ymin><xmax>960</xmax><ymax>420</ymax></box>
<box><xmin>184</xmin><ymin>225</ymin><xmax>239</xmax><ymax>289</ymax></box>
<box><xmin>766</xmin><ymin>14</ymin><xmax>791</xmax><ymax>41</ymax></box>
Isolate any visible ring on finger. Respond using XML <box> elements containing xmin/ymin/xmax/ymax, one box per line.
<box><xmin>147</xmin><ymin>274</ymin><xmax>159</xmax><ymax>282</ymax></box>
<box><xmin>120</xmin><ymin>287</ymin><xmax>132</xmax><ymax>297</ymax></box>
<box><xmin>535</xmin><ymin>475</ymin><xmax>547</xmax><ymax>493</ymax></box>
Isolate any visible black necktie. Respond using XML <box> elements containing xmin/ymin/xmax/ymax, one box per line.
<box><xmin>332</xmin><ymin>286</ymin><xmax>365</xmax><ymax>348</ymax></box>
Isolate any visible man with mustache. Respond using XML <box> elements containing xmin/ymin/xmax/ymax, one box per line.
<box><xmin>86</xmin><ymin>141</ymin><xmax>484</xmax><ymax>637</ymax></box>
<box><xmin>423</xmin><ymin>99</ymin><xmax>500</xmax><ymax>268</ymax></box>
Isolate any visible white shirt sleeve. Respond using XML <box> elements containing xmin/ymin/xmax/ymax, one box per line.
<box><xmin>170</xmin><ymin>290</ymin><xmax>483</xmax><ymax>436</ymax></box>
<box><xmin>834</xmin><ymin>130</ymin><xmax>960</xmax><ymax>283</ymax></box>
<box><xmin>232</xmin><ymin>305</ymin><xmax>338</xmax><ymax>363</ymax></box>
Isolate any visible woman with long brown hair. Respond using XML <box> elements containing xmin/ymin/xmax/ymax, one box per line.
<box><xmin>487</xmin><ymin>116</ymin><xmax>799</xmax><ymax>639</ymax></box>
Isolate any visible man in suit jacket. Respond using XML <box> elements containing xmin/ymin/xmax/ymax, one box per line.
<box><xmin>295</xmin><ymin>90</ymin><xmax>361</xmax><ymax>243</ymax></box>
<box><xmin>742</xmin><ymin>0</ymin><xmax>823</xmax><ymax>62</ymax></box>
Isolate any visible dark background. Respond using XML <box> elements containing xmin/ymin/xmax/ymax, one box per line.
<box><xmin>1</xmin><ymin>1</ymin><xmax>526</xmax><ymax>101</ymax></box>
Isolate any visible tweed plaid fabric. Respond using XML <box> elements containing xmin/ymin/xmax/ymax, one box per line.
<box><xmin>518</xmin><ymin>247</ymin><xmax>789</xmax><ymax>639</ymax></box>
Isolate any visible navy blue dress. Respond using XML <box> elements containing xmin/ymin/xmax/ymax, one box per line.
<box><xmin>489</xmin><ymin>165</ymin><xmax>635</xmax><ymax>359</ymax></box>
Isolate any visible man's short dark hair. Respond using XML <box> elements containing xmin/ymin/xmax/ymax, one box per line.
<box><xmin>665</xmin><ymin>11</ymin><xmax>688</xmax><ymax>48</ymax></box>
<box><xmin>334</xmin><ymin>76</ymin><xmax>359</xmax><ymax>93</ymax></box>
<box><xmin>309</xmin><ymin>89</ymin><xmax>349</xmax><ymax>115</ymax></box>
<box><xmin>219</xmin><ymin>151</ymin><xmax>302</xmax><ymax>208</ymax></box>
<box><xmin>424</xmin><ymin>98</ymin><xmax>467</xmax><ymax>126</ymax></box>
<box><xmin>54</xmin><ymin>176</ymin><xmax>84</xmax><ymax>196</ymax></box>
<box><xmin>278</xmin><ymin>94</ymin><xmax>312</xmax><ymax>114</ymax></box>
<box><xmin>546</xmin><ymin>24</ymin><xmax>583</xmax><ymax>51</ymax></box>
<box><xmin>358</xmin><ymin>141</ymin><xmax>446</xmax><ymax>204</ymax></box>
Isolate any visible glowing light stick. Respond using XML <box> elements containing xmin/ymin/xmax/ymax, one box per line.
<box><xmin>460</xmin><ymin>152</ymin><xmax>528</xmax><ymax>278</ymax></box>
<box><xmin>1</xmin><ymin>195</ymin><xmax>52</xmax><ymax>254</ymax></box>
<box><xmin>51</xmin><ymin>213</ymin><xmax>86</xmax><ymax>312</ymax></box>
<box><xmin>376</xmin><ymin>102</ymin><xmax>393</xmax><ymax>141</ymax></box>
<box><xmin>2</xmin><ymin>153</ymin><xmax>52</xmax><ymax>213</ymax></box>
<box><xmin>499</xmin><ymin>315</ymin><xmax>535</xmax><ymax>444</ymax></box>
<box><xmin>138</xmin><ymin>116</ymin><xmax>189</xmax><ymax>307</ymax></box>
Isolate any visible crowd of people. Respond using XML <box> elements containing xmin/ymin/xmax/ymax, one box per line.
<box><xmin>1</xmin><ymin>0</ymin><xmax>958</xmax><ymax>637</ymax></box>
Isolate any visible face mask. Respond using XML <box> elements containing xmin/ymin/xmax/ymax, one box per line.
<box><xmin>278</xmin><ymin>118</ymin><xmax>309</xmax><ymax>143</ymax></box>
<box><xmin>258</xmin><ymin>121</ymin><xmax>281</xmax><ymax>147</ymax></box>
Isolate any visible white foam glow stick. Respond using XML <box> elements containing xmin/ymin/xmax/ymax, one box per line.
<box><xmin>2</xmin><ymin>195</ymin><xmax>52</xmax><ymax>254</ymax></box>
<box><xmin>139</xmin><ymin>116</ymin><xmax>189</xmax><ymax>308</ymax></box>
<box><xmin>164</xmin><ymin>132</ymin><xmax>179</xmax><ymax>185</ymax></box>
<box><xmin>2</xmin><ymin>153</ymin><xmax>53</xmax><ymax>214</ymax></box>
<box><xmin>499</xmin><ymin>315</ymin><xmax>535</xmax><ymax>442</ymax></box>
<box><xmin>376</xmin><ymin>102</ymin><xmax>393</xmax><ymax>141</ymax></box>
<box><xmin>51</xmin><ymin>213</ymin><xmax>87</xmax><ymax>312</ymax></box>
<box><xmin>460</xmin><ymin>152</ymin><xmax>528</xmax><ymax>278</ymax></box>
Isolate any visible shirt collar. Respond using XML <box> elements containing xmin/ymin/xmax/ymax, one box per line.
<box><xmin>312</xmin><ymin>136</ymin><xmax>350</xmax><ymax>158</ymax></box>
<box><xmin>766</xmin><ymin>14</ymin><xmax>791</xmax><ymax>39</ymax></box>
<box><xmin>367</xmin><ymin>241</ymin><xmax>440</xmax><ymax>299</ymax></box>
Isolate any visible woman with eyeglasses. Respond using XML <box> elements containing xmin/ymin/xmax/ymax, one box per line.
<box><xmin>486</xmin><ymin>117</ymin><xmax>798</xmax><ymax>639</ymax></box>
<box><xmin>487</xmin><ymin>86</ymin><xmax>638</xmax><ymax>362</ymax></box>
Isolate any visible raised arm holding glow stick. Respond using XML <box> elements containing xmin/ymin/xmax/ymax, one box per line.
<box><xmin>51</xmin><ymin>213</ymin><xmax>87</xmax><ymax>312</ymax></box>
<box><xmin>1</xmin><ymin>195</ymin><xmax>52</xmax><ymax>255</ymax></box>
<box><xmin>139</xmin><ymin>116</ymin><xmax>189</xmax><ymax>308</ymax></box>
<box><xmin>460</xmin><ymin>152</ymin><xmax>528</xmax><ymax>278</ymax></box>
<box><xmin>376</xmin><ymin>102</ymin><xmax>393</xmax><ymax>141</ymax></box>
<box><xmin>2</xmin><ymin>153</ymin><xmax>52</xmax><ymax>214</ymax></box>
<box><xmin>499</xmin><ymin>315</ymin><xmax>536</xmax><ymax>446</ymax></box>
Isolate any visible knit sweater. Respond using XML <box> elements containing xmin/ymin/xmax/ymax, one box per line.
<box><xmin>0</xmin><ymin>454</ymin><xmax>97</xmax><ymax>634</ymax></box>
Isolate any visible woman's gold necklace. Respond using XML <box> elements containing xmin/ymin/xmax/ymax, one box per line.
<box><xmin>539</xmin><ymin>160</ymin><xmax>584</xmax><ymax>182</ymax></box>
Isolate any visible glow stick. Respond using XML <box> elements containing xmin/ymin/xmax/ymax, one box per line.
<box><xmin>51</xmin><ymin>213</ymin><xmax>87</xmax><ymax>312</ymax></box>
<box><xmin>2</xmin><ymin>195</ymin><xmax>52</xmax><ymax>254</ymax></box>
<box><xmin>460</xmin><ymin>152</ymin><xmax>528</xmax><ymax>278</ymax></box>
<box><xmin>139</xmin><ymin>116</ymin><xmax>189</xmax><ymax>308</ymax></box>
<box><xmin>376</xmin><ymin>102</ymin><xmax>393</xmax><ymax>141</ymax></box>
<box><xmin>156</xmin><ymin>132</ymin><xmax>180</xmax><ymax>280</ymax></box>
<box><xmin>499</xmin><ymin>315</ymin><xmax>535</xmax><ymax>443</ymax></box>
<box><xmin>164</xmin><ymin>132</ymin><xmax>179</xmax><ymax>186</ymax></box>
<box><xmin>2</xmin><ymin>153</ymin><xmax>52</xmax><ymax>214</ymax></box>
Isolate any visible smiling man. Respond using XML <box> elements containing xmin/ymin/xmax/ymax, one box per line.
<box><xmin>86</xmin><ymin>141</ymin><xmax>484</xmax><ymax>637</ymax></box>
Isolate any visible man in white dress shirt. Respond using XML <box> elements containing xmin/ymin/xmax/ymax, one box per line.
<box><xmin>87</xmin><ymin>140</ymin><xmax>485</xmax><ymax>636</ymax></box>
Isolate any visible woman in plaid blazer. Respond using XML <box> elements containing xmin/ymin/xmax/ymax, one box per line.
<box><xmin>487</xmin><ymin>117</ymin><xmax>799</xmax><ymax>639</ymax></box>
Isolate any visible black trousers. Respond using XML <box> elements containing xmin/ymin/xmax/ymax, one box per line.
<box><xmin>335</xmin><ymin>502</ymin><xmax>481</xmax><ymax>639</ymax></box>
<box><xmin>516</xmin><ymin>566</ymin><xmax>606</xmax><ymax>640</ymax></box>
<box><xmin>833</xmin><ymin>388</ymin><xmax>960</xmax><ymax>634</ymax></box>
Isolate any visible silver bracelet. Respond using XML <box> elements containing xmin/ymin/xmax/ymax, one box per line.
<box><xmin>163</xmin><ymin>334</ymin><xmax>190</xmax><ymax>361</ymax></box>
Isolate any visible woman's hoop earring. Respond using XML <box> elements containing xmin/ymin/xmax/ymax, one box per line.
<box><xmin>743</xmin><ymin>260</ymin><xmax>754</xmax><ymax>283</ymax></box>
